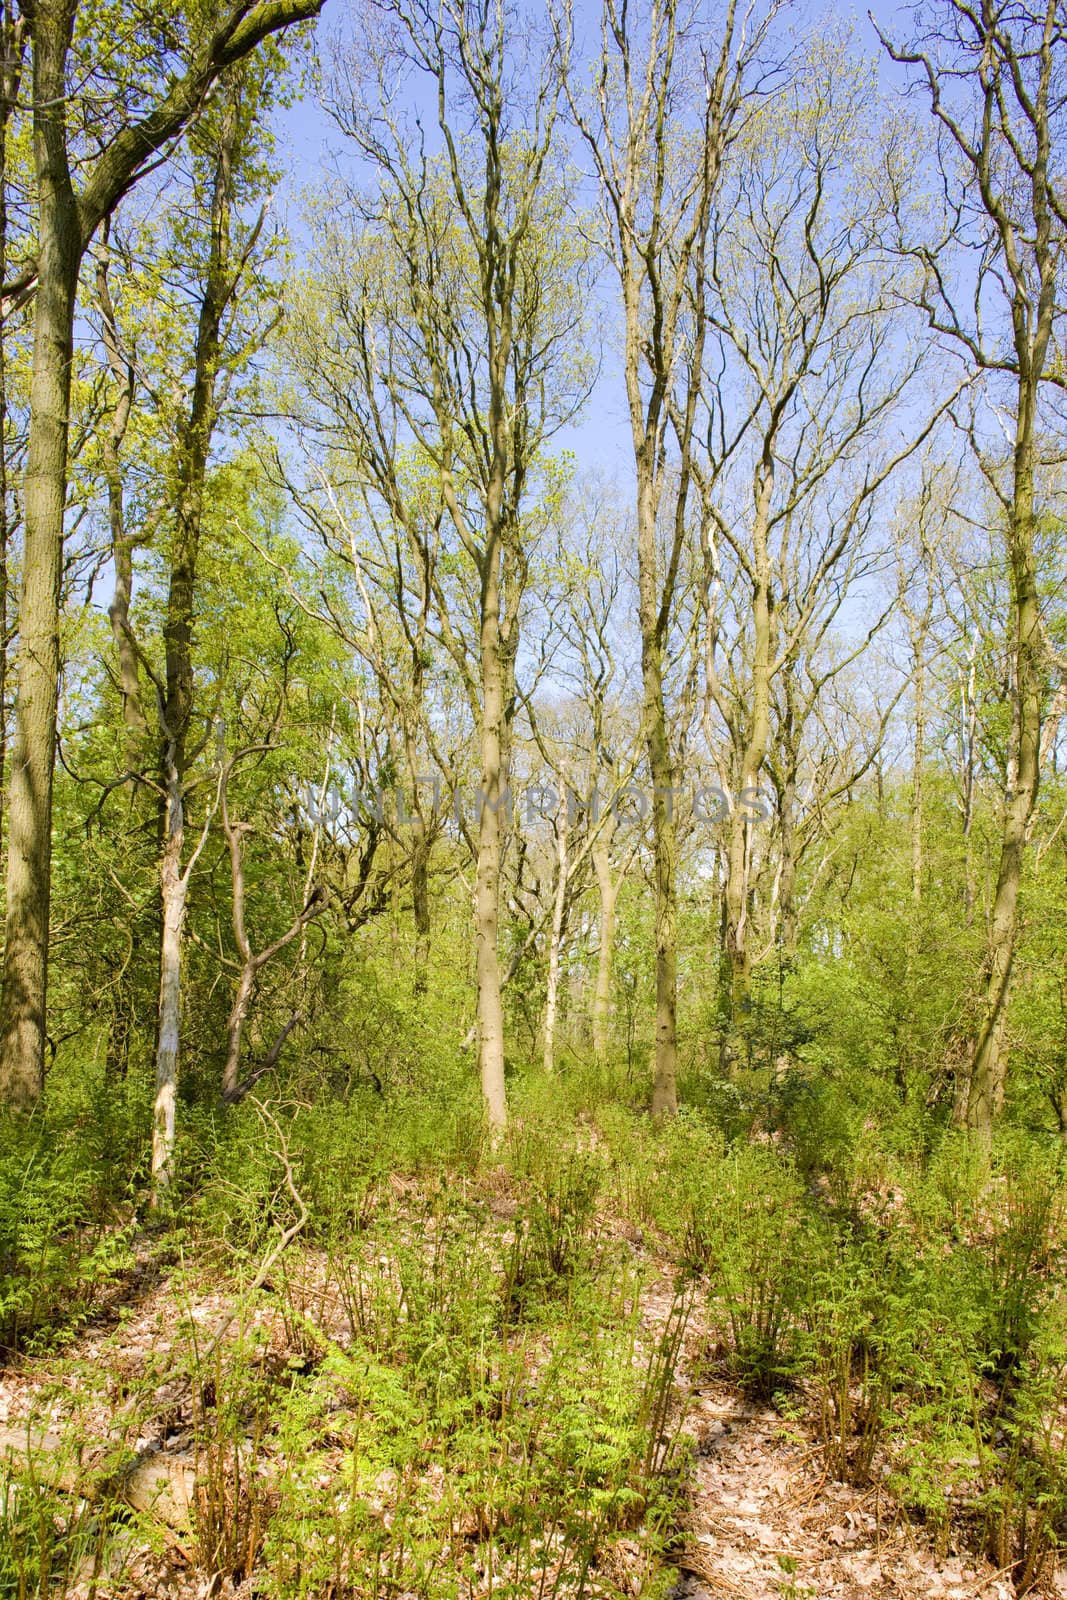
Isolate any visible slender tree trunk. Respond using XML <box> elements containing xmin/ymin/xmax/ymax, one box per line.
<box><xmin>467</xmin><ymin>147</ymin><xmax>518</xmax><ymax>1132</ymax></box>
<box><xmin>150</xmin><ymin>107</ymin><xmax>237</xmax><ymax>1188</ymax></box>
<box><xmin>402</xmin><ymin>625</ymin><xmax>432</xmax><ymax>995</ymax></box>
<box><xmin>411</xmin><ymin>829</ymin><xmax>430</xmax><ymax>995</ymax></box>
<box><xmin>542</xmin><ymin>796</ymin><xmax>568</xmax><ymax>1075</ymax></box>
<box><xmin>911</xmin><ymin>650</ymin><xmax>925</xmax><ymax>907</ymax></box>
<box><xmin>220</xmin><ymin>802</ymin><xmax>256</xmax><ymax>1105</ymax></box>
<box><xmin>474</xmin><ymin>550</ymin><xmax>507</xmax><ymax>1128</ymax></box>
<box><xmin>967</xmin><ymin>383</ymin><xmax>1043</xmax><ymax>1136</ymax></box>
<box><xmin>591</xmin><ymin>817</ymin><xmax>618</xmax><ymax>1068</ymax></box>
<box><xmin>722</xmin><ymin>797</ymin><xmax>751</xmax><ymax>1055</ymax></box>
<box><xmin>97</xmin><ymin>245</ymin><xmax>145</xmax><ymax>740</ymax></box>
<box><xmin>636</xmin><ymin>468</ymin><xmax>678</xmax><ymax>1115</ymax></box>
<box><xmin>97</xmin><ymin>243</ymin><xmax>147</xmax><ymax>1083</ymax></box>
<box><xmin>778</xmin><ymin>768</ymin><xmax>798</xmax><ymax>958</ymax></box>
<box><xmin>221</xmin><ymin>970</ymin><xmax>256</xmax><ymax>1104</ymax></box>
<box><xmin>0</xmin><ymin>9</ymin><xmax>79</xmax><ymax>1104</ymax></box>
<box><xmin>721</xmin><ymin>482</ymin><xmax>773</xmax><ymax>1068</ymax></box>
<box><xmin>960</xmin><ymin>634</ymin><xmax>978</xmax><ymax>924</ymax></box>
<box><xmin>152</xmin><ymin>772</ymin><xmax>187</xmax><ymax>1192</ymax></box>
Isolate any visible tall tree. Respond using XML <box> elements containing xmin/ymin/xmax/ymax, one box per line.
<box><xmin>291</xmin><ymin>0</ymin><xmax>588</xmax><ymax>1127</ymax></box>
<box><xmin>0</xmin><ymin>0</ymin><xmax>324</xmax><ymax>1108</ymax></box>
<box><xmin>880</xmin><ymin>0</ymin><xmax>1067</xmax><ymax>1133</ymax></box>
<box><xmin>693</xmin><ymin>51</ymin><xmax>940</xmax><ymax>1062</ymax></box>
<box><xmin>0</xmin><ymin>5</ymin><xmax>28</xmax><ymax>872</ymax></box>
<box><xmin>568</xmin><ymin>0</ymin><xmax>782</xmax><ymax>1112</ymax></box>
<box><xmin>90</xmin><ymin>53</ymin><xmax>297</xmax><ymax>1187</ymax></box>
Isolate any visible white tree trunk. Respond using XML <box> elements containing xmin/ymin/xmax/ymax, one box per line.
<box><xmin>542</xmin><ymin>797</ymin><xmax>568</xmax><ymax>1075</ymax></box>
<box><xmin>152</xmin><ymin>785</ymin><xmax>187</xmax><ymax>1197</ymax></box>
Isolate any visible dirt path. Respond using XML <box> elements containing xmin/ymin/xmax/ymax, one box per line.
<box><xmin>671</xmin><ymin>1376</ymin><xmax>1038</xmax><ymax>1600</ymax></box>
<box><xmin>2</xmin><ymin>1242</ymin><xmax>1064</xmax><ymax>1598</ymax></box>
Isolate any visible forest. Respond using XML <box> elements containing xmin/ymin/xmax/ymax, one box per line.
<box><xmin>0</xmin><ymin>0</ymin><xmax>1065</xmax><ymax>1595</ymax></box>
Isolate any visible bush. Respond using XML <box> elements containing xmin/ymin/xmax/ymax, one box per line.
<box><xmin>0</xmin><ymin>1076</ymin><xmax>144</xmax><ymax>1352</ymax></box>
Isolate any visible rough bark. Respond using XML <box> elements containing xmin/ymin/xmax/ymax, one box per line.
<box><xmin>0</xmin><ymin>2</ymin><xmax>78</xmax><ymax>1105</ymax></box>
<box><xmin>0</xmin><ymin>6</ymin><xmax>26</xmax><ymax>875</ymax></box>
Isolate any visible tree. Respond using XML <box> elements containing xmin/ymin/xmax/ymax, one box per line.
<box><xmin>89</xmin><ymin>52</ymin><xmax>299</xmax><ymax>1188</ymax></box>
<box><xmin>0</xmin><ymin>0</ymin><xmax>325</xmax><ymax>1108</ymax></box>
<box><xmin>693</xmin><ymin>48</ymin><xmax>941</xmax><ymax>1062</ymax></box>
<box><xmin>545</xmin><ymin>492</ymin><xmax>642</xmax><ymax>1068</ymax></box>
<box><xmin>289</xmin><ymin>0</ymin><xmax>589</xmax><ymax>1127</ymax></box>
<box><xmin>567</xmin><ymin>0</ymin><xmax>783</xmax><ymax>1112</ymax></box>
<box><xmin>880</xmin><ymin>0</ymin><xmax>1067</xmax><ymax>1135</ymax></box>
<box><xmin>0</xmin><ymin>5</ymin><xmax>28</xmax><ymax>870</ymax></box>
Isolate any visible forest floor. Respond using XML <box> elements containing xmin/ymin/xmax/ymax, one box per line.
<box><xmin>2</xmin><ymin>1191</ymin><xmax>1059</xmax><ymax>1600</ymax></box>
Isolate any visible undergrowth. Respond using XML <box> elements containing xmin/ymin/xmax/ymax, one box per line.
<box><xmin>1</xmin><ymin>1060</ymin><xmax>1065</xmax><ymax>1594</ymax></box>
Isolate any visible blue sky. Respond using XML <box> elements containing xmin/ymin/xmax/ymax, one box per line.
<box><xmin>270</xmin><ymin>0</ymin><xmax>931</xmax><ymax>490</ymax></box>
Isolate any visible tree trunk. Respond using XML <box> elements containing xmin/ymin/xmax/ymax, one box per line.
<box><xmin>636</xmin><ymin>468</ymin><xmax>678</xmax><ymax>1116</ymax></box>
<box><xmin>221</xmin><ymin>963</ymin><xmax>256</xmax><ymax>1105</ymax></box>
<box><xmin>96</xmin><ymin>243</ymin><xmax>145</xmax><ymax>740</ymax></box>
<box><xmin>966</xmin><ymin>389</ymin><xmax>1043</xmax><ymax>1136</ymax></box>
<box><xmin>0</xmin><ymin>9</ymin><xmax>79</xmax><ymax>1105</ymax></box>
<box><xmin>0</xmin><ymin>10</ymin><xmax>24</xmax><ymax>878</ymax></box>
<box><xmin>911</xmin><ymin>649</ymin><xmax>925</xmax><ymax>907</ymax></box>
<box><xmin>778</xmin><ymin>769</ymin><xmax>798</xmax><ymax>959</ymax></box>
<box><xmin>411</xmin><ymin>829</ymin><xmax>430</xmax><ymax>995</ymax></box>
<box><xmin>542</xmin><ymin>796</ymin><xmax>568</xmax><ymax>1075</ymax></box>
<box><xmin>960</xmin><ymin>632</ymin><xmax>978</xmax><ymax>923</ymax></box>
<box><xmin>721</xmin><ymin>476</ymin><xmax>773</xmax><ymax>1070</ymax></box>
<box><xmin>152</xmin><ymin>776</ymin><xmax>187</xmax><ymax>1194</ymax></box>
<box><xmin>220</xmin><ymin>800</ymin><xmax>255</xmax><ymax>1104</ymax></box>
<box><xmin>475</xmin><ymin>552</ymin><xmax>508</xmax><ymax>1128</ymax></box>
<box><xmin>150</xmin><ymin>103</ymin><xmax>238</xmax><ymax>1188</ymax></box>
<box><xmin>591</xmin><ymin>817</ymin><xmax>618</xmax><ymax>1068</ymax></box>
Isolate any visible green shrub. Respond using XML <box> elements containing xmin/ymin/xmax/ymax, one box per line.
<box><xmin>0</xmin><ymin>1081</ymin><xmax>143</xmax><ymax>1352</ymax></box>
<box><xmin>687</xmin><ymin>1144</ymin><xmax>811</xmax><ymax>1399</ymax></box>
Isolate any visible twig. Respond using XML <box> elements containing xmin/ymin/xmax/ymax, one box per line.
<box><xmin>199</xmin><ymin>1100</ymin><xmax>308</xmax><ymax>1362</ymax></box>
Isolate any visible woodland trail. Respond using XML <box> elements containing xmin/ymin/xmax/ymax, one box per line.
<box><xmin>3</xmin><ymin>1237</ymin><xmax>1058</xmax><ymax>1600</ymax></box>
